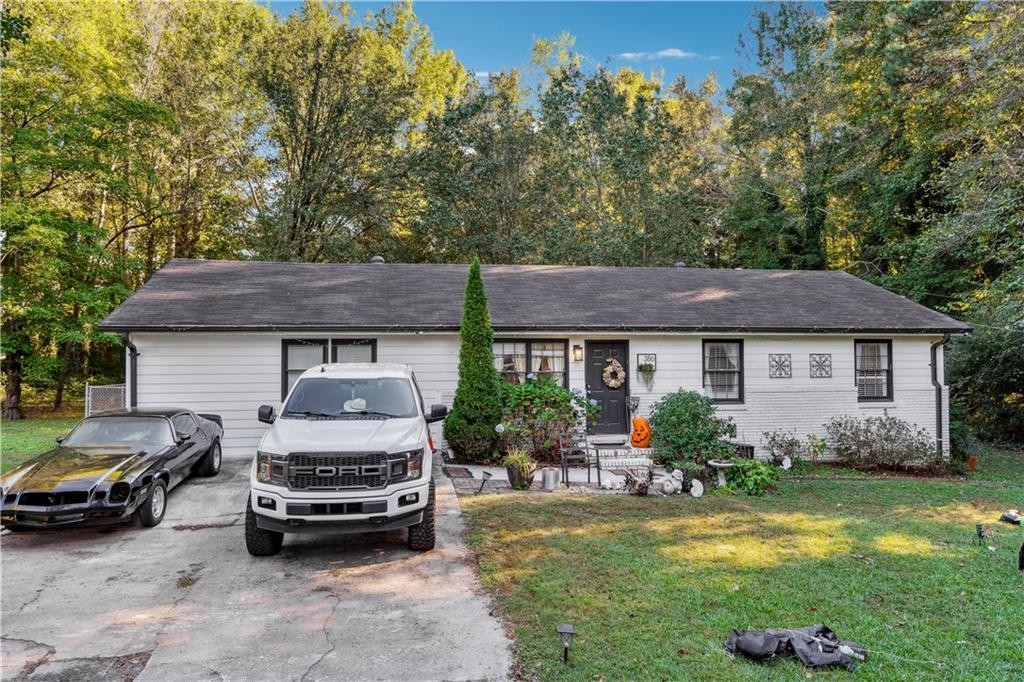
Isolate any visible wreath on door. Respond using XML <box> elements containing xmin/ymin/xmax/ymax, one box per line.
<box><xmin>602</xmin><ymin>358</ymin><xmax>626</xmax><ymax>389</ymax></box>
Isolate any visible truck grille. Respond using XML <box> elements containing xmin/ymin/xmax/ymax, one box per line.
<box><xmin>287</xmin><ymin>452</ymin><xmax>389</xmax><ymax>490</ymax></box>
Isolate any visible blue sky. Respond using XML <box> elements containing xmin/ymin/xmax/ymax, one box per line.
<box><xmin>269</xmin><ymin>2</ymin><xmax>763</xmax><ymax>95</ymax></box>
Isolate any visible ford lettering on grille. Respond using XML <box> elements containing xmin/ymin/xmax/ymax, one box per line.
<box><xmin>288</xmin><ymin>453</ymin><xmax>390</xmax><ymax>490</ymax></box>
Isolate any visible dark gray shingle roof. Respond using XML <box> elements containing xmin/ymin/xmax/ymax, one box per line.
<box><xmin>100</xmin><ymin>259</ymin><xmax>971</xmax><ymax>334</ymax></box>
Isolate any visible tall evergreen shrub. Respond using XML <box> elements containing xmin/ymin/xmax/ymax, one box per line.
<box><xmin>443</xmin><ymin>258</ymin><xmax>503</xmax><ymax>461</ymax></box>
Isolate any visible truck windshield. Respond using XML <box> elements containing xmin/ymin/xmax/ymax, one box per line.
<box><xmin>284</xmin><ymin>377</ymin><xmax>418</xmax><ymax>419</ymax></box>
<box><xmin>64</xmin><ymin>417</ymin><xmax>175</xmax><ymax>447</ymax></box>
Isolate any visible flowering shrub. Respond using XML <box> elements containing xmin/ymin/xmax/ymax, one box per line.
<box><xmin>823</xmin><ymin>414</ymin><xmax>937</xmax><ymax>469</ymax></box>
<box><xmin>648</xmin><ymin>390</ymin><xmax>736</xmax><ymax>466</ymax></box>
<box><xmin>498</xmin><ymin>378</ymin><xmax>599</xmax><ymax>460</ymax></box>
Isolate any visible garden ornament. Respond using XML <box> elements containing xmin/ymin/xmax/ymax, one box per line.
<box><xmin>556</xmin><ymin>624</ymin><xmax>576</xmax><ymax>664</ymax></box>
<box><xmin>689</xmin><ymin>479</ymin><xmax>705</xmax><ymax>498</ymax></box>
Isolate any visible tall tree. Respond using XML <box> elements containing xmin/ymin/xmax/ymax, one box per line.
<box><xmin>443</xmin><ymin>259</ymin><xmax>503</xmax><ymax>462</ymax></box>
<box><xmin>1</xmin><ymin>0</ymin><xmax>172</xmax><ymax>416</ymax></box>
<box><xmin>254</xmin><ymin>0</ymin><xmax>466</xmax><ymax>263</ymax></box>
<box><xmin>725</xmin><ymin>2</ymin><xmax>835</xmax><ymax>270</ymax></box>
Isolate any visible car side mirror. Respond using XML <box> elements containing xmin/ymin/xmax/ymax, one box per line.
<box><xmin>55</xmin><ymin>435</ymin><xmax>66</xmax><ymax>445</ymax></box>
<box><xmin>425</xmin><ymin>404</ymin><xmax>447</xmax><ymax>423</ymax></box>
<box><xmin>176</xmin><ymin>432</ymin><xmax>191</xmax><ymax>445</ymax></box>
<box><xmin>258</xmin><ymin>404</ymin><xmax>276</xmax><ymax>424</ymax></box>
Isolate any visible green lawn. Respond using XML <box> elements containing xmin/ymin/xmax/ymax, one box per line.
<box><xmin>1</xmin><ymin>416</ymin><xmax>79</xmax><ymax>473</ymax></box>
<box><xmin>463</xmin><ymin>470</ymin><xmax>1024</xmax><ymax>680</ymax></box>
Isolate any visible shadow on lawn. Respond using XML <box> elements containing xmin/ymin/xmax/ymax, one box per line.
<box><xmin>462</xmin><ymin>486</ymin><xmax>1024</xmax><ymax>681</ymax></box>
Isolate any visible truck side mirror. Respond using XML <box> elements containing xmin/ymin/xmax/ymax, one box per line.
<box><xmin>425</xmin><ymin>404</ymin><xmax>447</xmax><ymax>423</ymax></box>
<box><xmin>257</xmin><ymin>405</ymin><xmax>276</xmax><ymax>424</ymax></box>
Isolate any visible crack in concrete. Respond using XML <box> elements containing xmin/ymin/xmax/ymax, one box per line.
<box><xmin>1</xmin><ymin>636</ymin><xmax>57</xmax><ymax>675</ymax></box>
<box><xmin>299</xmin><ymin>592</ymin><xmax>341</xmax><ymax>682</ymax></box>
<box><xmin>17</xmin><ymin>574</ymin><xmax>55</xmax><ymax>612</ymax></box>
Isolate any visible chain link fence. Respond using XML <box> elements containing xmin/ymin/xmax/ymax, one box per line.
<box><xmin>85</xmin><ymin>383</ymin><xmax>126</xmax><ymax>416</ymax></box>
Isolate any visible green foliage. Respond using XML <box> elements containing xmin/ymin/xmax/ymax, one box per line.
<box><xmin>3</xmin><ymin>0</ymin><xmax>1021</xmax><ymax>448</ymax></box>
<box><xmin>648</xmin><ymin>390</ymin><xmax>736</xmax><ymax>466</ymax></box>
<box><xmin>824</xmin><ymin>414</ymin><xmax>938</xmax><ymax>470</ymax></box>
<box><xmin>498</xmin><ymin>377</ymin><xmax>599</xmax><ymax>459</ymax></box>
<box><xmin>443</xmin><ymin>259</ymin><xmax>503</xmax><ymax>462</ymax></box>
<box><xmin>254</xmin><ymin>0</ymin><xmax>466</xmax><ymax>262</ymax></box>
<box><xmin>725</xmin><ymin>459</ymin><xmax>780</xmax><ymax>497</ymax></box>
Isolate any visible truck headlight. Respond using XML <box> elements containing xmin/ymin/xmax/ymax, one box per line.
<box><xmin>256</xmin><ymin>451</ymin><xmax>274</xmax><ymax>483</ymax></box>
<box><xmin>393</xmin><ymin>449</ymin><xmax>424</xmax><ymax>481</ymax></box>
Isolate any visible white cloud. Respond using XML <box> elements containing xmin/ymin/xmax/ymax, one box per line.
<box><xmin>474</xmin><ymin>71</ymin><xmax>491</xmax><ymax>80</ymax></box>
<box><xmin>616</xmin><ymin>48</ymin><xmax>717</xmax><ymax>61</ymax></box>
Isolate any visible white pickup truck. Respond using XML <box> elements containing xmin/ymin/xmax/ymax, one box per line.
<box><xmin>244</xmin><ymin>363</ymin><xmax>447</xmax><ymax>556</ymax></box>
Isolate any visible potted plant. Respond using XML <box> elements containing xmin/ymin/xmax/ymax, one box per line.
<box><xmin>503</xmin><ymin>448</ymin><xmax>537</xmax><ymax>490</ymax></box>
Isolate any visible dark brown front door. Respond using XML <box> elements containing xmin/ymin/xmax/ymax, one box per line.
<box><xmin>586</xmin><ymin>341</ymin><xmax>629</xmax><ymax>434</ymax></box>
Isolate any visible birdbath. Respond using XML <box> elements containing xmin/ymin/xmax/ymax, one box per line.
<box><xmin>707</xmin><ymin>459</ymin><xmax>735</xmax><ymax>487</ymax></box>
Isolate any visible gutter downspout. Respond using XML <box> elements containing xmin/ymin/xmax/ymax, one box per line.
<box><xmin>930</xmin><ymin>333</ymin><xmax>952</xmax><ymax>458</ymax></box>
<box><xmin>122</xmin><ymin>333</ymin><xmax>139</xmax><ymax>409</ymax></box>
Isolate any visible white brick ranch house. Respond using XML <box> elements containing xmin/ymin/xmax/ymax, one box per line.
<box><xmin>100</xmin><ymin>259</ymin><xmax>971</xmax><ymax>458</ymax></box>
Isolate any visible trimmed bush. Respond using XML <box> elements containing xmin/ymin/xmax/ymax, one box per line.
<box><xmin>823</xmin><ymin>414</ymin><xmax>937</xmax><ymax>470</ymax></box>
<box><xmin>648</xmin><ymin>390</ymin><xmax>736</xmax><ymax>466</ymax></box>
<box><xmin>443</xmin><ymin>259</ymin><xmax>503</xmax><ymax>462</ymax></box>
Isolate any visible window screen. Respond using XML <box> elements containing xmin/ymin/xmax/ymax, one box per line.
<box><xmin>283</xmin><ymin>340</ymin><xmax>327</xmax><ymax>397</ymax></box>
<box><xmin>703</xmin><ymin>340</ymin><xmax>743</xmax><ymax>402</ymax></box>
<box><xmin>331</xmin><ymin>340</ymin><xmax>375</xmax><ymax>363</ymax></box>
<box><xmin>855</xmin><ymin>340</ymin><xmax>892</xmax><ymax>400</ymax></box>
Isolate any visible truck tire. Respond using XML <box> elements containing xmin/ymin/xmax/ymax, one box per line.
<box><xmin>407</xmin><ymin>479</ymin><xmax>436</xmax><ymax>551</ymax></box>
<box><xmin>196</xmin><ymin>440</ymin><xmax>222</xmax><ymax>477</ymax></box>
<box><xmin>137</xmin><ymin>479</ymin><xmax>167</xmax><ymax>527</ymax></box>
<box><xmin>245</xmin><ymin>498</ymin><xmax>283</xmax><ymax>556</ymax></box>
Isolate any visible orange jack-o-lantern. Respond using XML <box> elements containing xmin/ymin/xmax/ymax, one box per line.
<box><xmin>630</xmin><ymin>417</ymin><xmax>652</xmax><ymax>448</ymax></box>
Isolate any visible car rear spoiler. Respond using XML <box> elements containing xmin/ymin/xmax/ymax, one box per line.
<box><xmin>197</xmin><ymin>413</ymin><xmax>223</xmax><ymax>429</ymax></box>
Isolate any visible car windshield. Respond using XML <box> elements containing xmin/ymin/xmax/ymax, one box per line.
<box><xmin>284</xmin><ymin>377</ymin><xmax>418</xmax><ymax>419</ymax></box>
<box><xmin>63</xmin><ymin>417</ymin><xmax>175</xmax><ymax>447</ymax></box>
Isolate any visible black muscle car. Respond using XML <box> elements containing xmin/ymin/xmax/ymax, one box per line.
<box><xmin>1</xmin><ymin>408</ymin><xmax>223</xmax><ymax>531</ymax></box>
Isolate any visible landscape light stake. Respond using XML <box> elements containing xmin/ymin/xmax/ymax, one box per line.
<box><xmin>477</xmin><ymin>470</ymin><xmax>492</xmax><ymax>494</ymax></box>
<box><xmin>556</xmin><ymin>624</ymin><xmax>576</xmax><ymax>664</ymax></box>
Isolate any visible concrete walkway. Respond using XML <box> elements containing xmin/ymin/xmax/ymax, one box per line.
<box><xmin>1</xmin><ymin>457</ymin><xmax>512</xmax><ymax>681</ymax></box>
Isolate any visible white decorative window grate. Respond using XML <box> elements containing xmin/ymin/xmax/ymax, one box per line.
<box><xmin>809</xmin><ymin>354</ymin><xmax>832</xmax><ymax>378</ymax></box>
<box><xmin>768</xmin><ymin>354</ymin><xmax>792</xmax><ymax>379</ymax></box>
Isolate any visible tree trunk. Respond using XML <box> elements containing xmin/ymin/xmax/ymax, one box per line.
<box><xmin>2</xmin><ymin>352</ymin><xmax>25</xmax><ymax>421</ymax></box>
<box><xmin>52</xmin><ymin>340</ymin><xmax>76</xmax><ymax>410</ymax></box>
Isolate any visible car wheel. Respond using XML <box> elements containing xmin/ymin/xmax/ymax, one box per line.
<box><xmin>138</xmin><ymin>479</ymin><xmax>167</xmax><ymax>527</ymax></box>
<box><xmin>2</xmin><ymin>524</ymin><xmax>29</xmax><ymax>533</ymax></box>
<box><xmin>198</xmin><ymin>440</ymin><xmax>222</xmax><ymax>477</ymax></box>
<box><xmin>407</xmin><ymin>479</ymin><xmax>436</xmax><ymax>551</ymax></box>
<box><xmin>245</xmin><ymin>498</ymin><xmax>282</xmax><ymax>556</ymax></box>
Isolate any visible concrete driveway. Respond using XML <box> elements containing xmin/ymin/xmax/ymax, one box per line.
<box><xmin>0</xmin><ymin>458</ymin><xmax>512</xmax><ymax>681</ymax></box>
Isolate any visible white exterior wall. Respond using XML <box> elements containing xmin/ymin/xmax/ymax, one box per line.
<box><xmin>130</xmin><ymin>332</ymin><xmax>947</xmax><ymax>458</ymax></box>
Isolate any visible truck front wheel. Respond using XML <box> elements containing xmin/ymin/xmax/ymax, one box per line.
<box><xmin>245</xmin><ymin>498</ymin><xmax>283</xmax><ymax>556</ymax></box>
<box><xmin>407</xmin><ymin>479</ymin><xmax>436</xmax><ymax>551</ymax></box>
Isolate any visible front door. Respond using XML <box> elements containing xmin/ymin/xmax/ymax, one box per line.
<box><xmin>586</xmin><ymin>342</ymin><xmax>629</xmax><ymax>434</ymax></box>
